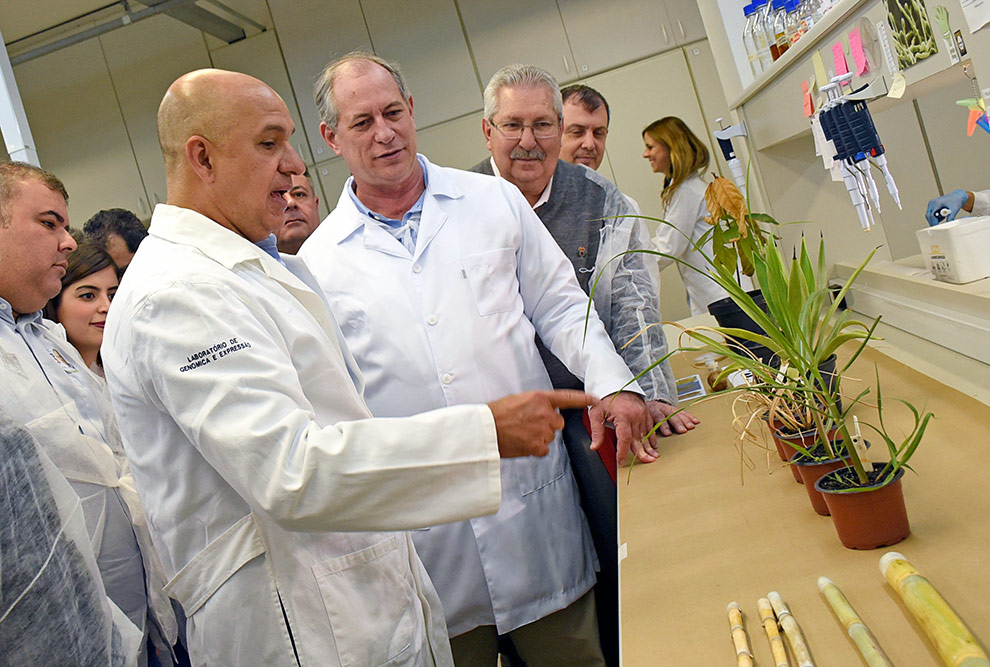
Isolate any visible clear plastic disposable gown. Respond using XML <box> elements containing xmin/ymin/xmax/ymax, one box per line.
<box><xmin>0</xmin><ymin>408</ymin><xmax>142</xmax><ymax>665</ymax></box>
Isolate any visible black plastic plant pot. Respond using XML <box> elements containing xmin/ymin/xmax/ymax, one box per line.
<box><xmin>728</xmin><ymin>339</ymin><xmax>775</xmax><ymax>365</ymax></box>
<box><xmin>707</xmin><ymin>288</ymin><xmax>768</xmax><ymax>333</ymax></box>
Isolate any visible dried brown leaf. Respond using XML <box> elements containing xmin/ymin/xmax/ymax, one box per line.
<box><xmin>704</xmin><ymin>180</ymin><xmax>725</xmax><ymax>222</ymax></box>
<box><xmin>708</xmin><ymin>177</ymin><xmax>749</xmax><ymax>237</ymax></box>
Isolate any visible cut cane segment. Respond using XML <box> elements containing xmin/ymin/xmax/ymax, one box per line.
<box><xmin>818</xmin><ymin>576</ymin><xmax>892</xmax><ymax>666</ymax></box>
<box><xmin>769</xmin><ymin>591</ymin><xmax>814</xmax><ymax>667</ymax></box>
<box><xmin>758</xmin><ymin>597</ymin><xmax>790</xmax><ymax>667</ymax></box>
<box><xmin>880</xmin><ymin>553</ymin><xmax>990</xmax><ymax>667</ymax></box>
<box><xmin>727</xmin><ymin>602</ymin><xmax>754</xmax><ymax>667</ymax></box>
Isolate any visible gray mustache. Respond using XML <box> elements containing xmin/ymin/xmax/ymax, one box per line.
<box><xmin>509</xmin><ymin>146</ymin><xmax>546</xmax><ymax>160</ymax></box>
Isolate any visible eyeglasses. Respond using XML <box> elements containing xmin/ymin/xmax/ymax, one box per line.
<box><xmin>489</xmin><ymin>119</ymin><xmax>560</xmax><ymax>140</ymax></box>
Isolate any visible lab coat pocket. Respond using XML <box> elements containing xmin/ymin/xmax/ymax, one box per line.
<box><xmin>514</xmin><ymin>439</ymin><xmax>566</xmax><ymax>497</ymax></box>
<box><xmin>313</xmin><ymin>536</ymin><xmax>418</xmax><ymax>666</ymax></box>
<box><xmin>461</xmin><ymin>248</ymin><xmax>518</xmax><ymax>316</ymax></box>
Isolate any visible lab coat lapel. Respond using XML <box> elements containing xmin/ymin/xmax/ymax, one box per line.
<box><xmin>412</xmin><ymin>197</ymin><xmax>448</xmax><ymax>262</ymax></box>
<box><xmin>330</xmin><ymin>190</ymin><xmax>413</xmax><ymax>260</ymax></box>
<box><xmin>412</xmin><ymin>157</ymin><xmax>462</xmax><ymax>260</ymax></box>
<box><xmin>261</xmin><ymin>257</ymin><xmax>346</xmax><ymax>357</ymax></box>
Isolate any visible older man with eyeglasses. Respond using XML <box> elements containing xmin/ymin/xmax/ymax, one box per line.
<box><xmin>471</xmin><ymin>64</ymin><xmax>701</xmax><ymax>667</ymax></box>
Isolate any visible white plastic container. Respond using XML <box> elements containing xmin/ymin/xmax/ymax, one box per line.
<box><xmin>915</xmin><ymin>215</ymin><xmax>990</xmax><ymax>284</ymax></box>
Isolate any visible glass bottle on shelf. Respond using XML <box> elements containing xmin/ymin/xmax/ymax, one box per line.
<box><xmin>752</xmin><ymin>0</ymin><xmax>775</xmax><ymax>69</ymax></box>
<box><xmin>786</xmin><ymin>0</ymin><xmax>803</xmax><ymax>46</ymax></box>
<box><xmin>772</xmin><ymin>0</ymin><xmax>790</xmax><ymax>59</ymax></box>
<box><xmin>799</xmin><ymin>0</ymin><xmax>817</xmax><ymax>33</ymax></box>
<box><xmin>742</xmin><ymin>3</ymin><xmax>762</xmax><ymax>77</ymax></box>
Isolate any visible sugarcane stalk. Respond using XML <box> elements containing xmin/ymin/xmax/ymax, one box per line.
<box><xmin>727</xmin><ymin>602</ymin><xmax>754</xmax><ymax>666</ymax></box>
<box><xmin>880</xmin><ymin>553</ymin><xmax>990</xmax><ymax>666</ymax></box>
<box><xmin>758</xmin><ymin>597</ymin><xmax>790</xmax><ymax>667</ymax></box>
<box><xmin>818</xmin><ymin>577</ymin><xmax>893</xmax><ymax>666</ymax></box>
<box><xmin>769</xmin><ymin>591</ymin><xmax>815</xmax><ymax>666</ymax></box>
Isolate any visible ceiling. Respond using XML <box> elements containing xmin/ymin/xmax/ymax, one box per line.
<box><xmin>0</xmin><ymin>1</ymin><xmax>117</xmax><ymax>44</ymax></box>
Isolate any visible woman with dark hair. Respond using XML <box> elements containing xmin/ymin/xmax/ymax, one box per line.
<box><xmin>42</xmin><ymin>239</ymin><xmax>183</xmax><ymax>665</ymax></box>
<box><xmin>642</xmin><ymin>116</ymin><xmax>728</xmax><ymax>315</ymax></box>
<box><xmin>44</xmin><ymin>241</ymin><xmax>118</xmax><ymax>373</ymax></box>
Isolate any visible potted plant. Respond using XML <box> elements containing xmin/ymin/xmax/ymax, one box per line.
<box><xmin>814</xmin><ymin>369</ymin><xmax>934</xmax><ymax>549</ymax></box>
<box><xmin>604</xmin><ymin>182</ymin><xmax>932</xmax><ymax>549</ymax></box>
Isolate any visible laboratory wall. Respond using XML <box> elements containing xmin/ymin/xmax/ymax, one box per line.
<box><xmin>697</xmin><ymin>0</ymin><xmax>990</xmax><ymax>274</ymax></box>
<box><xmin>0</xmin><ymin>0</ymin><xmax>735</xmax><ymax>321</ymax></box>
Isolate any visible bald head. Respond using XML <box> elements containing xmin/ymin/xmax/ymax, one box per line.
<box><xmin>158</xmin><ymin>69</ymin><xmax>280</xmax><ymax>175</ymax></box>
<box><xmin>155</xmin><ymin>68</ymin><xmax>304</xmax><ymax>242</ymax></box>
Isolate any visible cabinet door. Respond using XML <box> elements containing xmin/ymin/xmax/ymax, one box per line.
<box><xmin>210</xmin><ymin>30</ymin><xmax>315</xmax><ymax>165</ymax></box>
<box><xmin>457</xmin><ymin>0</ymin><xmax>577</xmax><ymax>86</ymax></box>
<box><xmin>314</xmin><ymin>156</ymin><xmax>353</xmax><ymax>213</ymax></box>
<box><xmin>586</xmin><ymin>49</ymin><xmax>712</xmax><ymax>222</ymax></box>
<box><xmin>416</xmin><ymin>114</ymin><xmax>489</xmax><ymax>170</ymax></box>
<box><xmin>13</xmin><ymin>39</ymin><xmax>148</xmax><ymax>224</ymax></box>
<box><xmin>666</xmin><ymin>0</ymin><xmax>707</xmax><ymax>45</ymax></box>
<box><xmin>268</xmin><ymin>0</ymin><xmax>373</xmax><ymax>163</ymax></box>
<box><xmin>100</xmin><ymin>14</ymin><xmax>213</xmax><ymax>211</ymax></box>
<box><xmin>557</xmin><ymin>0</ymin><xmax>677</xmax><ymax>76</ymax></box>
<box><xmin>361</xmin><ymin>0</ymin><xmax>480</xmax><ymax>129</ymax></box>
<box><xmin>585</xmin><ymin>49</ymin><xmax>712</xmax><ymax>322</ymax></box>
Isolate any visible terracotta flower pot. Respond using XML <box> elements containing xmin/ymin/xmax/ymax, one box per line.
<box><xmin>790</xmin><ymin>450</ymin><xmax>853</xmax><ymax>516</ymax></box>
<box><xmin>773</xmin><ymin>426</ymin><xmax>837</xmax><ymax>484</ymax></box>
<box><xmin>815</xmin><ymin>464</ymin><xmax>910</xmax><ymax>550</ymax></box>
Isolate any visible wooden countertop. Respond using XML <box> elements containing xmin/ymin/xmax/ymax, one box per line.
<box><xmin>619</xmin><ymin>344</ymin><xmax>990</xmax><ymax>665</ymax></box>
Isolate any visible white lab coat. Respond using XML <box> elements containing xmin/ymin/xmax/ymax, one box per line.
<box><xmin>652</xmin><ymin>174</ymin><xmax>730</xmax><ymax>315</ymax></box>
<box><xmin>299</xmin><ymin>158</ymin><xmax>636</xmax><ymax>636</ymax></box>
<box><xmin>102</xmin><ymin>204</ymin><xmax>503</xmax><ymax>667</ymax></box>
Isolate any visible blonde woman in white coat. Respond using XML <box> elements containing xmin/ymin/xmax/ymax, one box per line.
<box><xmin>643</xmin><ymin>117</ymin><xmax>728</xmax><ymax>316</ymax></box>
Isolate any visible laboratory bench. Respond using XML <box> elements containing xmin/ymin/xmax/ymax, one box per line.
<box><xmin>618</xmin><ymin>332</ymin><xmax>990</xmax><ymax>665</ymax></box>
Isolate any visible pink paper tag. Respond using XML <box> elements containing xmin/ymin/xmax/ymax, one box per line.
<box><xmin>848</xmin><ymin>29</ymin><xmax>868</xmax><ymax>75</ymax></box>
<box><xmin>832</xmin><ymin>42</ymin><xmax>849</xmax><ymax>76</ymax></box>
<box><xmin>802</xmin><ymin>80</ymin><xmax>814</xmax><ymax>117</ymax></box>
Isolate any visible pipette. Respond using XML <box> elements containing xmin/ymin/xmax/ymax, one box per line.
<box><xmin>713</xmin><ymin>118</ymin><xmax>749</xmax><ymax>199</ymax></box>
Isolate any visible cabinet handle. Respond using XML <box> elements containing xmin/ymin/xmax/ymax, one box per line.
<box><xmin>138</xmin><ymin>197</ymin><xmax>147</xmax><ymax>215</ymax></box>
<box><xmin>677</xmin><ymin>19</ymin><xmax>685</xmax><ymax>39</ymax></box>
<box><xmin>661</xmin><ymin>24</ymin><xmax>669</xmax><ymax>44</ymax></box>
<box><xmin>562</xmin><ymin>55</ymin><xmax>570</xmax><ymax>73</ymax></box>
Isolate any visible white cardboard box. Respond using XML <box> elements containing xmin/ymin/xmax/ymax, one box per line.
<box><xmin>915</xmin><ymin>215</ymin><xmax>990</xmax><ymax>284</ymax></box>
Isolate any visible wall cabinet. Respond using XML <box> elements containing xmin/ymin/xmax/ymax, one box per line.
<box><xmin>361</xmin><ymin>0</ymin><xmax>481</xmax><ymax>129</ymax></box>
<box><xmin>100</xmin><ymin>14</ymin><xmax>213</xmax><ymax>211</ymax></box>
<box><xmin>13</xmin><ymin>39</ymin><xmax>149</xmax><ymax>224</ymax></box>
<box><xmin>461</xmin><ymin>0</ymin><xmax>706</xmax><ymax>89</ymax></box>
<box><xmin>665</xmin><ymin>0</ymin><xmax>707</xmax><ymax>45</ymax></box>
<box><xmin>268</xmin><ymin>0</ymin><xmax>373</xmax><ymax>162</ymax></box>
<box><xmin>458</xmin><ymin>0</ymin><xmax>577</xmax><ymax>85</ymax></box>
<box><xmin>557</xmin><ymin>0</ymin><xmax>677</xmax><ymax>76</ymax></box>
<box><xmin>210</xmin><ymin>30</ymin><xmax>315</xmax><ymax>165</ymax></box>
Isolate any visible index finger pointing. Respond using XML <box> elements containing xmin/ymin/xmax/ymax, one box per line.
<box><xmin>543</xmin><ymin>390</ymin><xmax>598</xmax><ymax>410</ymax></box>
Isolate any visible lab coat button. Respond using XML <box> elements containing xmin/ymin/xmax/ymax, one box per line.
<box><xmin>427</xmin><ymin>315</ymin><xmax>438</xmax><ymax>326</ymax></box>
<box><xmin>441</xmin><ymin>373</ymin><xmax>453</xmax><ymax>384</ymax></box>
<box><xmin>412</xmin><ymin>264</ymin><xmax>423</xmax><ymax>274</ymax></box>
